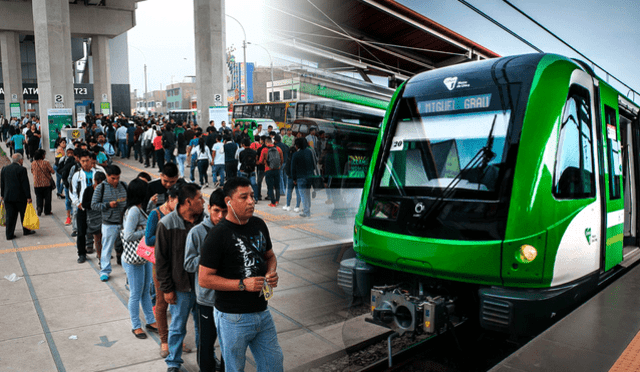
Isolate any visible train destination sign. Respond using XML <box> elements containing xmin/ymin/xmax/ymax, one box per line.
<box><xmin>418</xmin><ymin>94</ymin><xmax>492</xmax><ymax>114</ymax></box>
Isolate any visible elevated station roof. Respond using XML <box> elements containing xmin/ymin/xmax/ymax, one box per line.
<box><xmin>271</xmin><ymin>0</ymin><xmax>500</xmax><ymax>83</ymax></box>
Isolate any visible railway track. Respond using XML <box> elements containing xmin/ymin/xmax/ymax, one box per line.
<box><xmin>334</xmin><ymin>258</ymin><xmax>640</xmax><ymax>372</ymax></box>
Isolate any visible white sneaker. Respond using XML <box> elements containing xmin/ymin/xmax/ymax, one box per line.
<box><xmin>282</xmin><ymin>206</ymin><xmax>291</xmax><ymax>211</ymax></box>
<box><xmin>294</xmin><ymin>207</ymin><xmax>300</xmax><ymax>213</ymax></box>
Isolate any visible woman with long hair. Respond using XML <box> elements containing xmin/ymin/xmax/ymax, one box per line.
<box><xmin>31</xmin><ymin>149</ymin><xmax>55</xmax><ymax>216</ymax></box>
<box><xmin>191</xmin><ymin>136</ymin><xmax>212</xmax><ymax>187</ymax></box>
<box><xmin>121</xmin><ymin>178</ymin><xmax>157</xmax><ymax>339</ymax></box>
<box><xmin>54</xmin><ymin>138</ymin><xmax>67</xmax><ymax>198</ymax></box>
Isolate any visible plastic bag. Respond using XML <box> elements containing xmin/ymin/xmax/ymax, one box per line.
<box><xmin>23</xmin><ymin>203</ymin><xmax>40</xmax><ymax>230</ymax></box>
<box><xmin>4</xmin><ymin>273</ymin><xmax>23</xmax><ymax>282</ymax></box>
<box><xmin>0</xmin><ymin>201</ymin><xmax>5</xmax><ymax>227</ymax></box>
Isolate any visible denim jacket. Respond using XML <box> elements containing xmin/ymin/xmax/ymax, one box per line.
<box><xmin>184</xmin><ymin>217</ymin><xmax>215</xmax><ymax>306</ymax></box>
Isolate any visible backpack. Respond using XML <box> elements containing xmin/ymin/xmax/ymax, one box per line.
<box><xmin>267</xmin><ymin>147</ymin><xmax>280</xmax><ymax>170</ymax></box>
<box><xmin>241</xmin><ymin>149</ymin><xmax>257</xmax><ymax>173</ymax></box>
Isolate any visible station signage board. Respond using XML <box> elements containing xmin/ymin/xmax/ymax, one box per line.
<box><xmin>47</xmin><ymin>108</ymin><xmax>73</xmax><ymax>149</ymax></box>
<box><xmin>9</xmin><ymin>102</ymin><xmax>20</xmax><ymax>118</ymax></box>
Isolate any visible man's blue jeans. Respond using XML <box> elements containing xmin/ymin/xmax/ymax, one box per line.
<box><xmin>122</xmin><ymin>260</ymin><xmax>155</xmax><ymax>330</ymax></box>
<box><xmin>118</xmin><ymin>140</ymin><xmax>127</xmax><ymax>158</ymax></box>
<box><xmin>286</xmin><ymin>177</ymin><xmax>301</xmax><ymax>208</ymax></box>
<box><xmin>190</xmin><ymin>157</ymin><xmax>197</xmax><ymax>182</ymax></box>
<box><xmin>238</xmin><ymin>171</ymin><xmax>258</xmax><ymax>200</ymax></box>
<box><xmin>214</xmin><ymin>308</ymin><xmax>284</xmax><ymax>372</ymax></box>
<box><xmin>279</xmin><ymin>169</ymin><xmax>287</xmax><ymax>195</ymax></box>
<box><xmin>164</xmin><ymin>148</ymin><xmax>175</xmax><ymax>164</ymax></box>
<box><xmin>166</xmin><ymin>291</ymin><xmax>198</xmax><ymax>369</ymax></box>
<box><xmin>100</xmin><ymin>224</ymin><xmax>120</xmax><ymax>276</ymax></box>
<box><xmin>298</xmin><ymin>177</ymin><xmax>311</xmax><ymax>216</ymax></box>
<box><xmin>212</xmin><ymin>164</ymin><xmax>225</xmax><ymax>185</ymax></box>
<box><xmin>64</xmin><ymin>186</ymin><xmax>72</xmax><ymax>212</ymax></box>
<box><xmin>176</xmin><ymin>154</ymin><xmax>187</xmax><ymax>178</ymax></box>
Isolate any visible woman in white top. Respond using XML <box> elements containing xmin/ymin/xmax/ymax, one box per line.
<box><xmin>191</xmin><ymin>137</ymin><xmax>213</xmax><ymax>187</ymax></box>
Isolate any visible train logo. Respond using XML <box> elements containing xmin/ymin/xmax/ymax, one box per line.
<box><xmin>443</xmin><ymin>77</ymin><xmax>458</xmax><ymax>91</ymax></box>
<box><xmin>415</xmin><ymin>202</ymin><xmax>425</xmax><ymax>214</ymax></box>
<box><xmin>585</xmin><ymin>228</ymin><xmax>592</xmax><ymax>245</ymax></box>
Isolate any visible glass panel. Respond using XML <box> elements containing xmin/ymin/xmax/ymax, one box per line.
<box><xmin>605</xmin><ymin>105</ymin><xmax>621</xmax><ymax>200</ymax></box>
<box><xmin>553</xmin><ymin>88</ymin><xmax>595</xmax><ymax>199</ymax></box>
<box><xmin>379</xmin><ymin>110</ymin><xmax>510</xmax><ymax>197</ymax></box>
<box><xmin>286</xmin><ymin>106</ymin><xmax>295</xmax><ymax>124</ymax></box>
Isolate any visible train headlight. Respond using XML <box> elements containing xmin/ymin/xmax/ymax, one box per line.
<box><xmin>517</xmin><ymin>245</ymin><xmax>537</xmax><ymax>263</ymax></box>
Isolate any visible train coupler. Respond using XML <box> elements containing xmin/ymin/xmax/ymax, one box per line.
<box><xmin>368</xmin><ymin>284</ymin><xmax>454</xmax><ymax>336</ymax></box>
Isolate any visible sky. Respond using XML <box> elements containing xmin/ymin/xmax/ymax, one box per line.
<box><xmin>127</xmin><ymin>0</ymin><xmax>640</xmax><ymax>103</ymax></box>
<box><xmin>127</xmin><ymin>0</ymin><xmax>269</xmax><ymax>95</ymax></box>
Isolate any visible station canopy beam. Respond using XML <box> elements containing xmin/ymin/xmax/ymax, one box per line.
<box><xmin>269</xmin><ymin>0</ymin><xmax>500</xmax><ymax>84</ymax></box>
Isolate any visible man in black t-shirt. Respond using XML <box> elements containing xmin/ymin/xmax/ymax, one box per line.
<box><xmin>144</xmin><ymin>162</ymin><xmax>184</xmax><ymax>213</ymax></box>
<box><xmin>199</xmin><ymin>177</ymin><xmax>283</xmax><ymax>372</ymax></box>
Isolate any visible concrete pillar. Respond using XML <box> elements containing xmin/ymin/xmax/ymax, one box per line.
<box><xmin>32</xmin><ymin>0</ymin><xmax>75</xmax><ymax>151</ymax></box>
<box><xmin>92</xmin><ymin>35</ymin><xmax>112</xmax><ymax>116</ymax></box>
<box><xmin>0</xmin><ymin>32</ymin><xmax>24</xmax><ymax>119</ymax></box>
<box><xmin>194</xmin><ymin>0</ymin><xmax>227</xmax><ymax>128</ymax></box>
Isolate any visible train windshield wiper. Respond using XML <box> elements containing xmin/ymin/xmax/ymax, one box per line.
<box><xmin>420</xmin><ymin>114</ymin><xmax>498</xmax><ymax>220</ymax></box>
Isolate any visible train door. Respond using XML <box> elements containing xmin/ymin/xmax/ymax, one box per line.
<box><xmin>619</xmin><ymin>102</ymin><xmax>640</xmax><ymax>251</ymax></box>
<box><xmin>600</xmin><ymin>95</ymin><xmax>624</xmax><ymax>271</ymax></box>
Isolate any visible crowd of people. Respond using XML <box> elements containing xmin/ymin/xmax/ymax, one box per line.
<box><xmin>1</xmin><ymin>110</ymin><xmax>337</xmax><ymax>233</ymax></box>
<box><xmin>0</xmin><ymin>110</ymin><xmax>348</xmax><ymax>372</ymax></box>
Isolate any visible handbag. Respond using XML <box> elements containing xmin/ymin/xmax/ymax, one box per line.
<box><xmin>136</xmin><ymin>237</ymin><xmax>155</xmax><ymax>264</ymax></box>
<box><xmin>0</xmin><ymin>201</ymin><xmax>6</xmax><ymax>227</ymax></box>
<box><xmin>49</xmin><ymin>177</ymin><xmax>56</xmax><ymax>189</ymax></box>
<box><xmin>23</xmin><ymin>202</ymin><xmax>39</xmax><ymax>230</ymax></box>
<box><xmin>120</xmin><ymin>207</ymin><xmax>148</xmax><ymax>265</ymax></box>
<box><xmin>121</xmin><ymin>230</ymin><xmax>147</xmax><ymax>265</ymax></box>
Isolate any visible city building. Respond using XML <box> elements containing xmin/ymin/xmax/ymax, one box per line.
<box><xmin>166</xmin><ymin>78</ymin><xmax>197</xmax><ymax>111</ymax></box>
<box><xmin>0</xmin><ymin>1</ymin><xmax>138</xmax><ymax>124</ymax></box>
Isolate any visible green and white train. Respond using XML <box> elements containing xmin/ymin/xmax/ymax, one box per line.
<box><xmin>338</xmin><ymin>53</ymin><xmax>640</xmax><ymax>336</ymax></box>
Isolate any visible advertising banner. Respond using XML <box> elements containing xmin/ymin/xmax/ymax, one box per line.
<box><xmin>47</xmin><ymin>108</ymin><xmax>73</xmax><ymax>149</ymax></box>
<box><xmin>101</xmin><ymin>102</ymin><xmax>111</xmax><ymax>115</ymax></box>
<box><xmin>209</xmin><ymin>106</ymin><xmax>228</xmax><ymax>129</ymax></box>
<box><xmin>9</xmin><ymin>102</ymin><xmax>20</xmax><ymax>118</ymax></box>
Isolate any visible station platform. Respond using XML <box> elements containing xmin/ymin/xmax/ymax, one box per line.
<box><xmin>491</xmin><ymin>261</ymin><xmax>640</xmax><ymax>372</ymax></box>
<box><xmin>0</xmin><ymin>142</ymin><xmax>382</xmax><ymax>372</ymax></box>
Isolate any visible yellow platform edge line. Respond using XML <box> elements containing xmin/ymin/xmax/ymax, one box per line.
<box><xmin>0</xmin><ymin>242</ymin><xmax>76</xmax><ymax>255</ymax></box>
<box><xmin>608</xmin><ymin>327</ymin><xmax>640</xmax><ymax>372</ymax></box>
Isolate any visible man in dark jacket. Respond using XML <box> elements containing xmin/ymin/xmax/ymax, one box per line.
<box><xmin>0</xmin><ymin>153</ymin><xmax>35</xmax><ymax>240</ymax></box>
<box><xmin>126</xmin><ymin>122</ymin><xmax>136</xmax><ymax>158</ymax></box>
<box><xmin>156</xmin><ymin>183</ymin><xmax>204</xmax><ymax>372</ymax></box>
<box><xmin>291</xmin><ymin>137</ymin><xmax>316</xmax><ymax>217</ymax></box>
<box><xmin>162</xmin><ymin>125</ymin><xmax>176</xmax><ymax>164</ymax></box>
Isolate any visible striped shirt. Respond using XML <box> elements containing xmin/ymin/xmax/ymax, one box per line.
<box><xmin>91</xmin><ymin>181</ymin><xmax>128</xmax><ymax>225</ymax></box>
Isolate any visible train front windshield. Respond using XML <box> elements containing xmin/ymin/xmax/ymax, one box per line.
<box><xmin>378</xmin><ymin>95</ymin><xmax>511</xmax><ymax>200</ymax></box>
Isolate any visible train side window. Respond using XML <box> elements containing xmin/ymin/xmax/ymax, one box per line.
<box><xmin>553</xmin><ymin>87</ymin><xmax>595</xmax><ymax>199</ymax></box>
<box><xmin>605</xmin><ymin>105</ymin><xmax>622</xmax><ymax>200</ymax></box>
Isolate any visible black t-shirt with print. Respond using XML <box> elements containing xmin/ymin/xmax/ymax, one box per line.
<box><xmin>200</xmin><ymin>216</ymin><xmax>272</xmax><ymax>314</ymax></box>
